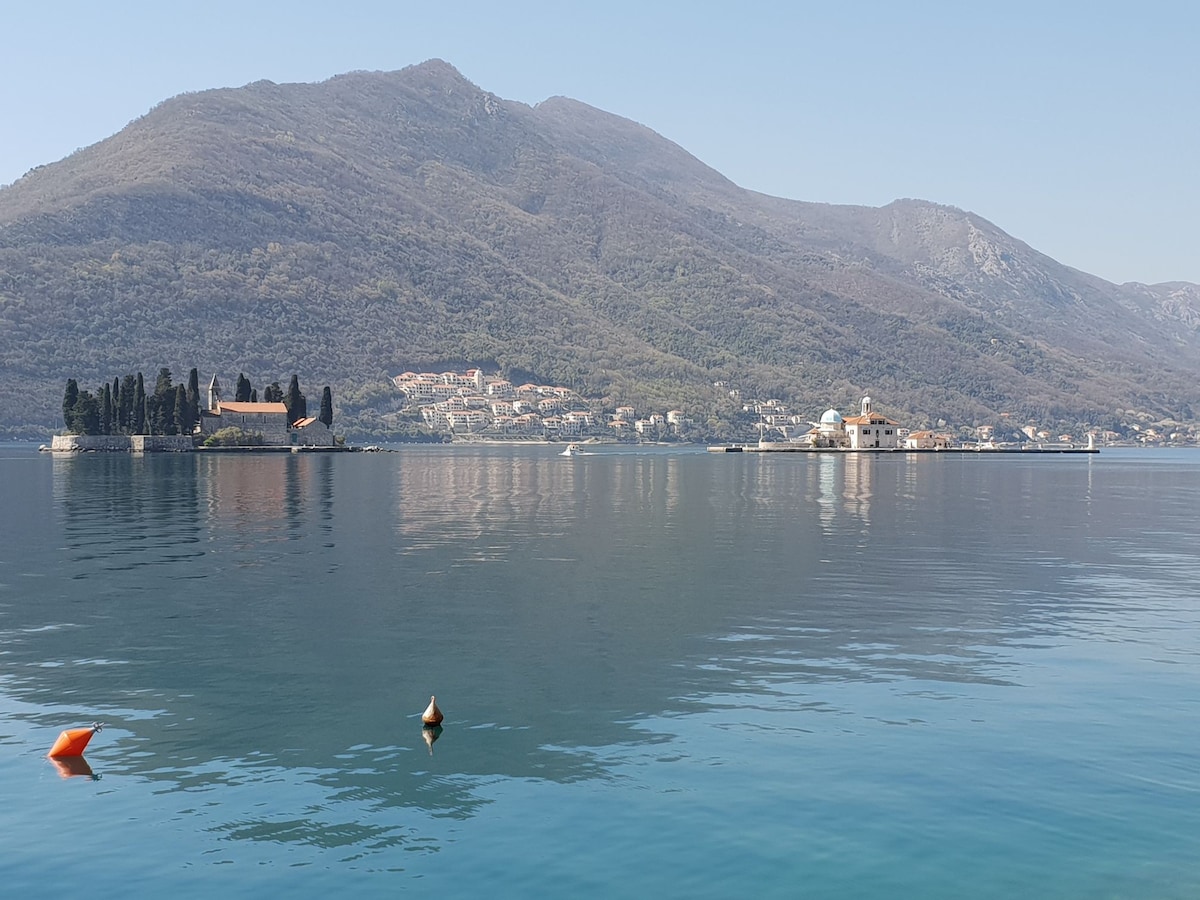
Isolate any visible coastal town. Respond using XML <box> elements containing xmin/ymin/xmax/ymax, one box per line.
<box><xmin>391</xmin><ymin>368</ymin><xmax>691</xmax><ymax>440</ymax></box>
<box><xmin>392</xmin><ymin>368</ymin><xmax>1111</xmax><ymax>450</ymax></box>
<box><xmin>50</xmin><ymin>363</ymin><xmax>1196</xmax><ymax>451</ymax></box>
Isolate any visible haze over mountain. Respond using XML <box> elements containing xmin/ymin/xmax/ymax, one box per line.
<box><xmin>1</xmin><ymin>59</ymin><xmax>1196</xmax><ymax>438</ymax></box>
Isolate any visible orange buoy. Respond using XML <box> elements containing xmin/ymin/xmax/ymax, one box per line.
<box><xmin>421</xmin><ymin>695</ymin><xmax>444</xmax><ymax>726</ymax></box>
<box><xmin>48</xmin><ymin>722</ymin><xmax>103</xmax><ymax>758</ymax></box>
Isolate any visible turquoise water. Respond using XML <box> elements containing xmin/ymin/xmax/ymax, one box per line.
<box><xmin>1</xmin><ymin>445</ymin><xmax>1199</xmax><ymax>897</ymax></box>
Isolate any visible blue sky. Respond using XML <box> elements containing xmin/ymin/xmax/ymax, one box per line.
<box><xmin>3</xmin><ymin>1</ymin><xmax>1196</xmax><ymax>284</ymax></box>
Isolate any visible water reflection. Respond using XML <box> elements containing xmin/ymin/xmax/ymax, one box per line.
<box><xmin>5</xmin><ymin>446</ymin><xmax>1200</xmax><ymax>867</ymax></box>
<box><xmin>197</xmin><ymin>453</ymin><xmax>334</xmax><ymax>538</ymax></box>
<box><xmin>52</xmin><ymin>453</ymin><xmax>205</xmax><ymax>574</ymax></box>
<box><xmin>422</xmin><ymin>724</ymin><xmax>443</xmax><ymax>755</ymax></box>
<box><xmin>809</xmin><ymin>452</ymin><xmax>876</xmax><ymax>534</ymax></box>
<box><xmin>49</xmin><ymin>755</ymin><xmax>98</xmax><ymax>779</ymax></box>
<box><xmin>47</xmin><ymin>453</ymin><xmax>338</xmax><ymax>581</ymax></box>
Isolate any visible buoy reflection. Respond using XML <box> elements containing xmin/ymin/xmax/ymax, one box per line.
<box><xmin>422</xmin><ymin>724</ymin><xmax>443</xmax><ymax>756</ymax></box>
<box><xmin>51</xmin><ymin>756</ymin><xmax>99</xmax><ymax>780</ymax></box>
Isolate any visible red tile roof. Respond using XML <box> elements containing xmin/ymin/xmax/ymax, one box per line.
<box><xmin>218</xmin><ymin>402</ymin><xmax>289</xmax><ymax>414</ymax></box>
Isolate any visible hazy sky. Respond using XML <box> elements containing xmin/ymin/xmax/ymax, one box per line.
<box><xmin>3</xmin><ymin>1</ymin><xmax>1196</xmax><ymax>284</ymax></box>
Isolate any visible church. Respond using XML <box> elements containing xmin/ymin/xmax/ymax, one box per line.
<box><xmin>804</xmin><ymin>396</ymin><xmax>902</xmax><ymax>450</ymax></box>
<box><xmin>840</xmin><ymin>396</ymin><xmax>902</xmax><ymax>449</ymax></box>
<box><xmin>198</xmin><ymin>376</ymin><xmax>335</xmax><ymax>447</ymax></box>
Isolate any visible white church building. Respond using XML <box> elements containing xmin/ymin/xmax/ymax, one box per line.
<box><xmin>803</xmin><ymin>396</ymin><xmax>902</xmax><ymax>450</ymax></box>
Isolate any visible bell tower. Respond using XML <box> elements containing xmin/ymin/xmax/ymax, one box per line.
<box><xmin>208</xmin><ymin>375</ymin><xmax>222</xmax><ymax>412</ymax></box>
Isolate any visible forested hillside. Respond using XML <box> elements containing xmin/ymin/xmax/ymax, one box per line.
<box><xmin>1</xmin><ymin>59</ymin><xmax>1197</xmax><ymax>439</ymax></box>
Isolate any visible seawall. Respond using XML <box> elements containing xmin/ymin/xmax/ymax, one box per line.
<box><xmin>50</xmin><ymin>435</ymin><xmax>195</xmax><ymax>452</ymax></box>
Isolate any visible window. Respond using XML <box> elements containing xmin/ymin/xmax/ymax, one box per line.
<box><xmin>885</xmin><ymin>429</ymin><xmax>892</xmax><ymax>435</ymax></box>
<box><xmin>862</xmin><ymin>428</ymin><xmax>871</xmax><ymax>434</ymax></box>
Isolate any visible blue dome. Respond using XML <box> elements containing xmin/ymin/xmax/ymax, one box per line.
<box><xmin>819</xmin><ymin>409</ymin><xmax>843</xmax><ymax>425</ymax></box>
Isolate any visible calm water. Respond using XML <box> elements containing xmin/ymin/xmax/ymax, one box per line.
<box><xmin>1</xmin><ymin>444</ymin><xmax>1199</xmax><ymax>898</ymax></box>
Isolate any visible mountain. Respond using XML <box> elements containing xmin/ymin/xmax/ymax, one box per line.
<box><xmin>1</xmin><ymin>59</ymin><xmax>1197</xmax><ymax>439</ymax></box>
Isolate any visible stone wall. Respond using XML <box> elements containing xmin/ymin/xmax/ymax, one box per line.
<box><xmin>51</xmin><ymin>434</ymin><xmax>194</xmax><ymax>452</ymax></box>
<box><xmin>130</xmin><ymin>435</ymin><xmax>195</xmax><ymax>452</ymax></box>
<box><xmin>294</xmin><ymin>421</ymin><xmax>337</xmax><ymax>447</ymax></box>
<box><xmin>51</xmin><ymin>435</ymin><xmax>130</xmax><ymax>452</ymax></box>
<box><xmin>198</xmin><ymin>412</ymin><xmax>291</xmax><ymax>444</ymax></box>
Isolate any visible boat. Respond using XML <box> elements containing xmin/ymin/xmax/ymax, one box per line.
<box><xmin>560</xmin><ymin>443</ymin><xmax>581</xmax><ymax>457</ymax></box>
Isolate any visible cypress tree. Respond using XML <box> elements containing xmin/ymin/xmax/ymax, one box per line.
<box><xmin>111</xmin><ymin>377</ymin><xmax>120</xmax><ymax>430</ymax></box>
<box><xmin>235</xmin><ymin>373</ymin><xmax>252</xmax><ymax>403</ymax></box>
<box><xmin>158</xmin><ymin>387</ymin><xmax>177</xmax><ymax>435</ymax></box>
<box><xmin>99</xmin><ymin>383</ymin><xmax>113</xmax><ymax>435</ymax></box>
<box><xmin>250</xmin><ymin>388</ymin><xmax>258</xmax><ymax>403</ymax></box>
<box><xmin>154</xmin><ymin>367</ymin><xmax>173</xmax><ymax>399</ymax></box>
<box><xmin>186</xmin><ymin>368</ymin><xmax>200</xmax><ymax>424</ymax></box>
<box><xmin>174</xmin><ymin>384</ymin><xmax>191</xmax><ymax>435</ymax></box>
<box><xmin>62</xmin><ymin>379</ymin><xmax>79</xmax><ymax>432</ymax></box>
<box><xmin>119</xmin><ymin>374</ymin><xmax>137</xmax><ymax>433</ymax></box>
<box><xmin>319</xmin><ymin>386</ymin><xmax>333</xmax><ymax>427</ymax></box>
<box><xmin>264</xmin><ymin>382</ymin><xmax>283</xmax><ymax>404</ymax></box>
<box><xmin>76</xmin><ymin>390</ymin><xmax>100</xmax><ymax>435</ymax></box>
<box><xmin>145</xmin><ymin>393</ymin><xmax>158</xmax><ymax>435</ymax></box>
<box><xmin>285</xmin><ymin>374</ymin><xmax>306</xmax><ymax>425</ymax></box>
<box><xmin>133</xmin><ymin>373</ymin><xmax>147</xmax><ymax>434</ymax></box>
<box><xmin>149</xmin><ymin>368</ymin><xmax>175</xmax><ymax>434</ymax></box>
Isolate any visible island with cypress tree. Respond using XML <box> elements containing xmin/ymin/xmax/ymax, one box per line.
<box><xmin>50</xmin><ymin>368</ymin><xmax>342</xmax><ymax>452</ymax></box>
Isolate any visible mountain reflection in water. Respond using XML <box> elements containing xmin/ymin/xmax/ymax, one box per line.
<box><xmin>2</xmin><ymin>445</ymin><xmax>1198</xmax><ymax>896</ymax></box>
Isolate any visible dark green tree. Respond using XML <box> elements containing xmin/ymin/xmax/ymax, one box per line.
<box><xmin>158</xmin><ymin>389</ymin><xmax>178</xmax><ymax>435</ymax></box>
<box><xmin>319</xmin><ymin>386</ymin><xmax>333</xmax><ymax>427</ymax></box>
<box><xmin>186</xmin><ymin>368</ymin><xmax>200</xmax><ymax>424</ymax></box>
<box><xmin>62</xmin><ymin>379</ymin><xmax>80</xmax><ymax>431</ymax></box>
<box><xmin>285</xmin><ymin>375</ymin><xmax>306</xmax><ymax>425</ymax></box>
<box><xmin>250</xmin><ymin>388</ymin><xmax>258</xmax><ymax>403</ymax></box>
<box><xmin>235</xmin><ymin>373</ymin><xmax>252</xmax><ymax>403</ymax></box>
<box><xmin>264</xmin><ymin>382</ymin><xmax>283</xmax><ymax>404</ymax></box>
<box><xmin>133</xmin><ymin>373</ymin><xmax>147</xmax><ymax>434</ymax></box>
<box><xmin>174</xmin><ymin>384</ymin><xmax>192</xmax><ymax>435</ymax></box>
<box><xmin>111</xmin><ymin>377</ymin><xmax>121</xmax><ymax>430</ymax></box>
<box><xmin>75</xmin><ymin>390</ymin><xmax>100</xmax><ymax>435</ymax></box>
<box><xmin>119</xmin><ymin>374</ymin><xmax>137</xmax><ymax>433</ymax></box>
<box><xmin>154</xmin><ymin>367</ymin><xmax>173</xmax><ymax>399</ymax></box>
<box><xmin>98</xmin><ymin>383</ymin><xmax>113</xmax><ymax>435</ymax></box>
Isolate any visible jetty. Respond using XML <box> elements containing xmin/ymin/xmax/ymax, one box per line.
<box><xmin>709</xmin><ymin>441</ymin><xmax>1098</xmax><ymax>455</ymax></box>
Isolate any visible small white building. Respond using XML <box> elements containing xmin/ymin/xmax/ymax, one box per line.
<box><xmin>904</xmin><ymin>430</ymin><xmax>953</xmax><ymax>450</ymax></box>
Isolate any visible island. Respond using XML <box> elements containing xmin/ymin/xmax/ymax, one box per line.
<box><xmin>49</xmin><ymin>369</ymin><xmax>344</xmax><ymax>452</ymax></box>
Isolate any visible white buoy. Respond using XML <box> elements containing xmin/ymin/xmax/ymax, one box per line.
<box><xmin>421</xmin><ymin>695</ymin><xmax>444</xmax><ymax>726</ymax></box>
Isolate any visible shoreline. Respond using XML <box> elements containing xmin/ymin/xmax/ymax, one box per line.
<box><xmin>708</xmin><ymin>444</ymin><xmax>1100</xmax><ymax>454</ymax></box>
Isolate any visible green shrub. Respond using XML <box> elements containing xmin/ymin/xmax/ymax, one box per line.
<box><xmin>203</xmin><ymin>426</ymin><xmax>264</xmax><ymax>447</ymax></box>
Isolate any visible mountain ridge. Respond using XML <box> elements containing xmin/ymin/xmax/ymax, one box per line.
<box><xmin>0</xmin><ymin>60</ymin><xmax>1196</xmax><ymax>438</ymax></box>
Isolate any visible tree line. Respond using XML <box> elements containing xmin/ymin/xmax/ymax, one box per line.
<box><xmin>61</xmin><ymin>368</ymin><xmax>333</xmax><ymax>436</ymax></box>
